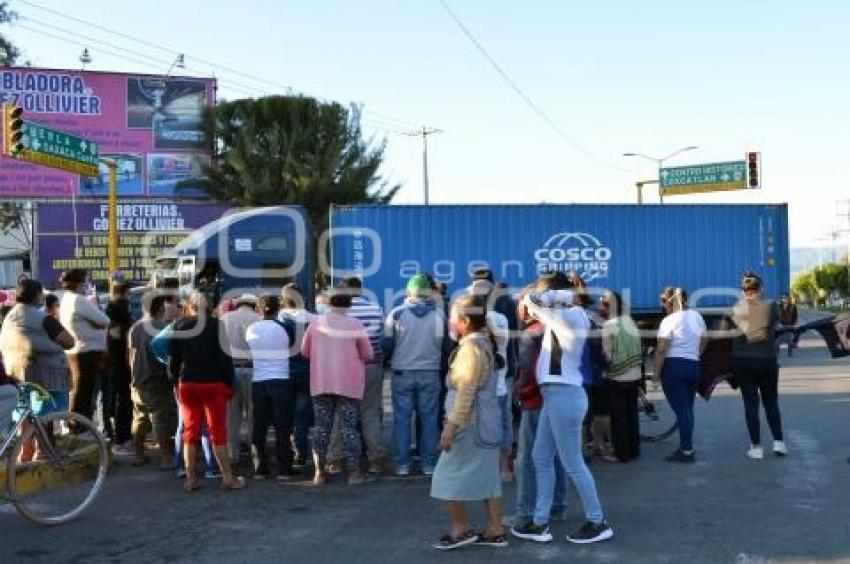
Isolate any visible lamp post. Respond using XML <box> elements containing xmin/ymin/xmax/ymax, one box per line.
<box><xmin>623</xmin><ymin>146</ymin><xmax>698</xmax><ymax>204</ymax></box>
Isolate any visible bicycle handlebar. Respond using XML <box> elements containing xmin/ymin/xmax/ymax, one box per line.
<box><xmin>16</xmin><ymin>381</ymin><xmax>53</xmax><ymax>403</ymax></box>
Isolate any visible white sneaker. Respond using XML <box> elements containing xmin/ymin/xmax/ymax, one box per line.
<box><xmin>747</xmin><ymin>446</ymin><xmax>764</xmax><ymax>459</ymax></box>
<box><xmin>773</xmin><ymin>441</ymin><xmax>788</xmax><ymax>457</ymax></box>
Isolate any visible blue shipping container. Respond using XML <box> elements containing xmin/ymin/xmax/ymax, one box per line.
<box><xmin>329</xmin><ymin>204</ymin><xmax>790</xmax><ymax>312</ymax></box>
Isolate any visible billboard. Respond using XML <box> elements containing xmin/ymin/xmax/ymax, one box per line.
<box><xmin>36</xmin><ymin>201</ymin><xmax>229</xmax><ymax>286</ymax></box>
<box><xmin>0</xmin><ymin>68</ymin><xmax>215</xmax><ymax>198</ymax></box>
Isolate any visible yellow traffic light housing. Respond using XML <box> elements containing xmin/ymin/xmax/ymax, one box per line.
<box><xmin>4</xmin><ymin>104</ymin><xmax>25</xmax><ymax>157</ymax></box>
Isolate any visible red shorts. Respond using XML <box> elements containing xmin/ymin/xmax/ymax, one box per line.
<box><xmin>177</xmin><ymin>381</ymin><xmax>232</xmax><ymax>446</ymax></box>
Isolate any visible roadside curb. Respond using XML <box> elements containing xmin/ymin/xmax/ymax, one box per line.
<box><xmin>0</xmin><ymin>444</ymin><xmax>112</xmax><ymax>497</ymax></box>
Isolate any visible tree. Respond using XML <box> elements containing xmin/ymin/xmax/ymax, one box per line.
<box><xmin>197</xmin><ymin>95</ymin><xmax>399</xmax><ymax>241</ymax></box>
<box><xmin>813</xmin><ymin>263</ymin><xmax>849</xmax><ymax>297</ymax></box>
<box><xmin>0</xmin><ymin>2</ymin><xmax>20</xmax><ymax>66</ymax></box>
<box><xmin>791</xmin><ymin>271</ymin><xmax>818</xmax><ymax>305</ymax></box>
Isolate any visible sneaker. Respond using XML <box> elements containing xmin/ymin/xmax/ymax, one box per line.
<box><xmin>567</xmin><ymin>521</ymin><xmax>614</xmax><ymax>544</ymax></box>
<box><xmin>773</xmin><ymin>441</ymin><xmax>788</xmax><ymax>457</ymax></box>
<box><xmin>747</xmin><ymin>446</ymin><xmax>764</xmax><ymax>460</ymax></box>
<box><xmin>510</xmin><ymin>522</ymin><xmax>553</xmax><ymax>543</ymax></box>
<box><xmin>433</xmin><ymin>530</ymin><xmax>479</xmax><ymax>551</ymax></box>
<box><xmin>395</xmin><ymin>467</ymin><xmax>410</xmax><ymax>477</ymax></box>
<box><xmin>368</xmin><ymin>461</ymin><xmax>385</xmax><ymax>475</ymax></box>
<box><xmin>205</xmin><ymin>469</ymin><xmax>223</xmax><ymax>480</ymax></box>
<box><xmin>175</xmin><ymin>468</ymin><xmax>187</xmax><ymax>479</ymax></box>
<box><xmin>665</xmin><ymin>450</ymin><xmax>696</xmax><ymax>463</ymax></box>
<box><xmin>422</xmin><ymin>467</ymin><xmax>436</xmax><ymax>477</ymax></box>
<box><xmin>474</xmin><ymin>533</ymin><xmax>509</xmax><ymax>548</ymax></box>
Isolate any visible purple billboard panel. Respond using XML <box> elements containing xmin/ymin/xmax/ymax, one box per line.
<box><xmin>36</xmin><ymin>201</ymin><xmax>229</xmax><ymax>286</ymax></box>
<box><xmin>0</xmin><ymin>68</ymin><xmax>215</xmax><ymax>198</ymax></box>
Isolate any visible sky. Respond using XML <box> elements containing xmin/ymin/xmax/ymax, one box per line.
<box><xmin>6</xmin><ymin>0</ymin><xmax>850</xmax><ymax>249</ymax></box>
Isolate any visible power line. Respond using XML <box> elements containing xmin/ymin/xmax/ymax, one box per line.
<box><xmin>13</xmin><ymin>22</ymin><xmax>264</xmax><ymax>99</ymax></box>
<box><xmin>16</xmin><ymin>21</ymin><xmax>409</xmax><ymax>139</ymax></box>
<box><xmin>14</xmin><ymin>0</ymin><xmax>423</xmax><ymax>127</ymax></box>
<box><xmin>436</xmin><ymin>0</ymin><xmax>627</xmax><ymax>172</ymax></box>
<box><xmin>18</xmin><ymin>17</ymin><xmax>271</xmax><ymax>97</ymax></box>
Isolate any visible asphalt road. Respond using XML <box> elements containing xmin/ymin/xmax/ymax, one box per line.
<box><xmin>2</xmin><ymin>330</ymin><xmax>849</xmax><ymax>564</ymax></box>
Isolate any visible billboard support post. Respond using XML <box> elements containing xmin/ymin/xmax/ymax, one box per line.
<box><xmin>106</xmin><ymin>160</ymin><xmax>118</xmax><ymax>277</ymax></box>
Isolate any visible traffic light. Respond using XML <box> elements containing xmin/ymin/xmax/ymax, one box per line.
<box><xmin>3</xmin><ymin>104</ymin><xmax>24</xmax><ymax>157</ymax></box>
<box><xmin>747</xmin><ymin>151</ymin><xmax>760</xmax><ymax>188</ymax></box>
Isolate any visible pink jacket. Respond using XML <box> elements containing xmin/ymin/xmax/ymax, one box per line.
<box><xmin>301</xmin><ymin>311</ymin><xmax>374</xmax><ymax>399</ymax></box>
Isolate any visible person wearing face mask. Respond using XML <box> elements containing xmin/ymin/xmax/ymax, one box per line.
<box><xmin>731</xmin><ymin>271</ymin><xmax>786</xmax><ymax>459</ymax></box>
<box><xmin>0</xmin><ymin>278</ymin><xmax>75</xmax><ymax>460</ymax></box>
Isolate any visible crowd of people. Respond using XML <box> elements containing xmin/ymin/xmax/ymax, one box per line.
<box><xmin>0</xmin><ymin>265</ymin><xmax>806</xmax><ymax>550</ymax></box>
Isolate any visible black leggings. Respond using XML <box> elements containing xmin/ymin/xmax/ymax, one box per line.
<box><xmin>733</xmin><ymin>357</ymin><xmax>783</xmax><ymax>445</ymax></box>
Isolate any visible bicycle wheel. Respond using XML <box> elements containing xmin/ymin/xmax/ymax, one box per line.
<box><xmin>638</xmin><ymin>385</ymin><xmax>678</xmax><ymax>443</ymax></box>
<box><xmin>7</xmin><ymin>411</ymin><xmax>108</xmax><ymax>526</ymax></box>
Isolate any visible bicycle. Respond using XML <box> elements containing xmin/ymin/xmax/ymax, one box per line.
<box><xmin>637</xmin><ymin>346</ymin><xmax>678</xmax><ymax>443</ymax></box>
<box><xmin>637</xmin><ymin>384</ymin><xmax>678</xmax><ymax>442</ymax></box>
<box><xmin>0</xmin><ymin>381</ymin><xmax>108</xmax><ymax>526</ymax></box>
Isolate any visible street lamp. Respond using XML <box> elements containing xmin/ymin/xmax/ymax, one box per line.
<box><xmin>623</xmin><ymin>146</ymin><xmax>698</xmax><ymax>203</ymax></box>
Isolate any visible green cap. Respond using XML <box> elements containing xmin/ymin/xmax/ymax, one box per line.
<box><xmin>406</xmin><ymin>274</ymin><xmax>432</xmax><ymax>294</ymax></box>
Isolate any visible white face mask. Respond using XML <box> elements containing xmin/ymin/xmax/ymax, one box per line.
<box><xmin>315</xmin><ymin>303</ymin><xmax>330</xmax><ymax>315</ymax></box>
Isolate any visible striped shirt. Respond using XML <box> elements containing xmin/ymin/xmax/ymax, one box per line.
<box><xmin>348</xmin><ymin>296</ymin><xmax>384</xmax><ymax>362</ymax></box>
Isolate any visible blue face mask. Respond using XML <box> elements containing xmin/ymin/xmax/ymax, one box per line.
<box><xmin>315</xmin><ymin>303</ymin><xmax>329</xmax><ymax>315</ymax></box>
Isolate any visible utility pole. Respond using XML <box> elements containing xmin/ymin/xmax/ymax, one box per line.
<box><xmin>635</xmin><ymin>179</ymin><xmax>659</xmax><ymax>204</ymax></box>
<box><xmin>403</xmin><ymin>126</ymin><xmax>442</xmax><ymax>205</ymax></box>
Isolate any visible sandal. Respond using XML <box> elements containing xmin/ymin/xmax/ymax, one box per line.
<box><xmin>433</xmin><ymin>530</ymin><xmax>479</xmax><ymax>551</ymax></box>
<box><xmin>221</xmin><ymin>476</ymin><xmax>247</xmax><ymax>491</ymax></box>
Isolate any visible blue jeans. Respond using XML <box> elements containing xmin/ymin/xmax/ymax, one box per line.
<box><xmin>173</xmin><ymin>391</ymin><xmax>217</xmax><ymax>474</ymax></box>
<box><xmin>516</xmin><ymin>408</ymin><xmax>566</xmax><ymax>522</ymax></box>
<box><xmin>661</xmin><ymin>357</ymin><xmax>700</xmax><ymax>452</ymax></box>
<box><xmin>391</xmin><ymin>370</ymin><xmax>440</xmax><ymax>470</ymax></box>
<box><xmin>532</xmin><ymin>384</ymin><xmax>605</xmax><ymax>525</ymax></box>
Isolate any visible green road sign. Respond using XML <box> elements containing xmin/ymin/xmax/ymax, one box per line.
<box><xmin>18</xmin><ymin>121</ymin><xmax>98</xmax><ymax>176</ymax></box>
<box><xmin>660</xmin><ymin>160</ymin><xmax>748</xmax><ymax>196</ymax></box>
